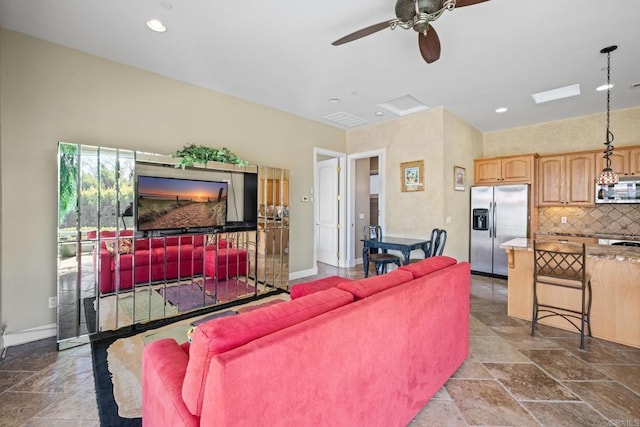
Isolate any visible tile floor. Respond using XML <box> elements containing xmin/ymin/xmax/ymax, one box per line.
<box><xmin>1</xmin><ymin>264</ymin><xmax>639</xmax><ymax>426</ymax></box>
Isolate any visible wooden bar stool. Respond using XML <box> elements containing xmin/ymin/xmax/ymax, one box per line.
<box><xmin>531</xmin><ymin>241</ymin><xmax>592</xmax><ymax>349</ymax></box>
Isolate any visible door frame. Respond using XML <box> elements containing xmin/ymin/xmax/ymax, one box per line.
<box><xmin>346</xmin><ymin>149</ymin><xmax>386</xmax><ymax>268</ymax></box>
<box><xmin>313</xmin><ymin>148</ymin><xmax>347</xmax><ymax>270</ymax></box>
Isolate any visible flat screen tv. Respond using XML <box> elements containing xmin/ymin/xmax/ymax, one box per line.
<box><xmin>136</xmin><ymin>175</ymin><xmax>228</xmax><ymax>232</ymax></box>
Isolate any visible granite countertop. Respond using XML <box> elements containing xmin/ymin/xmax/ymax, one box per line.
<box><xmin>535</xmin><ymin>231</ymin><xmax>640</xmax><ymax>242</ymax></box>
<box><xmin>500</xmin><ymin>238</ymin><xmax>640</xmax><ymax>263</ymax></box>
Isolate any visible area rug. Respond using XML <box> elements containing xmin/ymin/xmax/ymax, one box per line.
<box><xmin>198</xmin><ymin>277</ymin><xmax>256</xmax><ymax>302</ymax></box>
<box><xmin>91</xmin><ymin>293</ymin><xmax>288</xmax><ymax>425</ymax></box>
<box><xmin>116</xmin><ymin>290</ymin><xmax>179</xmax><ymax>326</ymax></box>
<box><xmin>86</xmin><ymin>290</ymin><xmax>180</xmax><ymax>333</ymax></box>
<box><xmin>157</xmin><ymin>282</ymin><xmax>217</xmax><ymax>312</ymax></box>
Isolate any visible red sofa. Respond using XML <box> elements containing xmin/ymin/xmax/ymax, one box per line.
<box><xmin>142</xmin><ymin>256</ymin><xmax>470</xmax><ymax>426</ymax></box>
<box><xmin>88</xmin><ymin>230</ymin><xmax>248</xmax><ymax>294</ymax></box>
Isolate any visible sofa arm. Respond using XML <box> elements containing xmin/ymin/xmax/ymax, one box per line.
<box><xmin>142</xmin><ymin>339</ymin><xmax>199</xmax><ymax>427</ymax></box>
<box><xmin>95</xmin><ymin>248</ymin><xmax>114</xmax><ymax>294</ymax></box>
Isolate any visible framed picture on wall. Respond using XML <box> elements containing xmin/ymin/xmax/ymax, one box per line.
<box><xmin>401</xmin><ymin>160</ymin><xmax>424</xmax><ymax>192</ymax></box>
<box><xmin>454</xmin><ymin>165</ymin><xmax>466</xmax><ymax>191</ymax></box>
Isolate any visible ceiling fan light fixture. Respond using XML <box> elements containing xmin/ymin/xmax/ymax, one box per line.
<box><xmin>146</xmin><ymin>18</ymin><xmax>167</xmax><ymax>33</ymax></box>
<box><xmin>597</xmin><ymin>45</ymin><xmax>618</xmax><ymax>186</ymax></box>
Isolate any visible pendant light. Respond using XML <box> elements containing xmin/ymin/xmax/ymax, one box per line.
<box><xmin>597</xmin><ymin>45</ymin><xmax>618</xmax><ymax>186</ymax></box>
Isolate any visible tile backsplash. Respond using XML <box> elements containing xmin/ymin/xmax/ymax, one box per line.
<box><xmin>538</xmin><ymin>205</ymin><xmax>640</xmax><ymax>236</ymax></box>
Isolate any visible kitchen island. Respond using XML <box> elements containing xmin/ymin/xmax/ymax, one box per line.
<box><xmin>501</xmin><ymin>238</ymin><xmax>640</xmax><ymax>349</ymax></box>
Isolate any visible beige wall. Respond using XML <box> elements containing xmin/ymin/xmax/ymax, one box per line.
<box><xmin>483</xmin><ymin>107</ymin><xmax>640</xmax><ymax>157</ymax></box>
<box><xmin>347</xmin><ymin>108</ymin><xmax>483</xmax><ymax>261</ymax></box>
<box><xmin>443</xmin><ymin>110</ymin><xmax>484</xmax><ymax>260</ymax></box>
<box><xmin>0</xmin><ymin>28</ymin><xmax>345</xmax><ymax>334</ymax></box>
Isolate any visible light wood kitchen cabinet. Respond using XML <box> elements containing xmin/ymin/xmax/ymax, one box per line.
<box><xmin>259</xmin><ymin>178</ymin><xmax>289</xmax><ymax>206</ymax></box>
<box><xmin>596</xmin><ymin>147</ymin><xmax>640</xmax><ymax>177</ymax></box>
<box><xmin>537</xmin><ymin>153</ymin><xmax>595</xmax><ymax>206</ymax></box>
<box><xmin>631</xmin><ymin>148</ymin><xmax>640</xmax><ymax>175</ymax></box>
<box><xmin>474</xmin><ymin>154</ymin><xmax>535</xmax><ymax>185</ymax></box>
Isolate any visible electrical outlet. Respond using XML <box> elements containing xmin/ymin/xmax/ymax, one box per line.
<box><xmin>48</xmin><ymin>297</ymin><xmax>57</xmax><ymax>309</ymax></box>
<box><xmin>561</xmin><ymin>216</ymin><xmax>567</xmax><ymax>224</ymax></box>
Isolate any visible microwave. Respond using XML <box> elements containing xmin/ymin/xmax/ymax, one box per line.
<box><xmin>595</xmin><ymin>179</ymin><xmax>640</xmax><ymax>203</ymax></box>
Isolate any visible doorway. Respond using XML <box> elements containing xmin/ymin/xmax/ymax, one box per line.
<box><xmin>314</xmin><ymin>149</ymin><xmax>346</xmax><ymax>269</ymax></box>
<box><xmin>313</xmin><ymin>148</ymin><xmax>386</xmax><ymax>270</ymax></box>
<box><xmin>346</xmin><ymin>149</ymin><xmax>386</xmax><ymax>268</ymax></box>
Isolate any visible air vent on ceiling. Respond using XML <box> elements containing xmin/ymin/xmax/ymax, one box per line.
<box><xmin>378</xmin><ymin>95</ymin><xmax>429</xmax><ymax>116</ymax></box>
<box><xmin>324</xmin><ymin>112</ymin><xmax>369</xmax><ymax>128</ymax></box>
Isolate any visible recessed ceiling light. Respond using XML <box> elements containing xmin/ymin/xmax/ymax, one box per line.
<box><xmin>495</xmin><ymin>107</ymin><xmax>508</xmax><ymax>113</ymax></box>
<box><xmin>375</xmin><ymin>111</ymin><xmax>384</xmax><ymax>117</ymax></box>
<box><xmin>531</xmin><ymin>84</ymin><xmax>581</xmax><ymax>104</ymax></box>
<box><xmin>596</xmin><ymin>83</ymin><xmax>614</xmax><ymax>91</ymax></box>
<box><xmin>328</xmin><ymin>98</ymin><xmax>340</xmax><ymax>103</ymax></box>
<box><xmin>146</xmin><ymin>19</ymin><xmax>167</xmax><ymax>33</ymax></box>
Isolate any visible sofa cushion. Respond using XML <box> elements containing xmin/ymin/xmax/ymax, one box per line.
<box><xmin>164</xmin><ymin>244</ymin><xmax>195</xmax><ymax>261</ymax></box>
<box><xmin>290</xmin><ymin>275</ymin><xmax>355</xmax><ymax>299</ymax></box>
<box><xmin>182</xmin><ymin>287</ymin><xmax>355</xmax><ymax>416</ymax></box>
<box><xmin>337</xmin><ymin>269</ymin><xmax>414</xmax><ymax>299</ymax></box>
<box><xmin>398</xmin><ymin>256</ymin><xmax>457</xmax><ymax>279</ymax></box>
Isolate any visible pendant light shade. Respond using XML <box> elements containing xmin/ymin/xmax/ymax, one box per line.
<box><xmin>597</xmin><ymin>45</ymin><xmax>618</xmax><ymax>186</ymax></box>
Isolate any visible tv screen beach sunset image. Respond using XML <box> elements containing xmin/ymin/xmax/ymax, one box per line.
<box><xmin>137</xmin><ymin>176</ymin><xmax>228</xmax><ymax>231</ymax></box>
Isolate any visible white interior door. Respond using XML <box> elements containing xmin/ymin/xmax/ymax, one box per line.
<box><xmin>316</xmin><ymin>158</ymin><xmax>340</xmax><ymax>266</ymax></box>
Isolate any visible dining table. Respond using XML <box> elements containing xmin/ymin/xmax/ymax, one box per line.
<box><xmin>362</xmin><ymin>236</ymin><xmax>431</xmax><ymax>277</ymax></box>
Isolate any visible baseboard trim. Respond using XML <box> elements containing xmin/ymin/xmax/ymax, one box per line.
<box><xmin>289</xmin><ymin>267</ymin><xmax>317</xmax><ymax>281</ymax></box>
<box><xmin>3</xmin><ymin>323</ymin><xmax>56</xmax><ymax>348</ymax></box>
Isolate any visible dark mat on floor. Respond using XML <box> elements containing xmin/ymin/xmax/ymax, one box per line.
<box><xmin>91</xmin><ymin>332</ymin><xmax>142</xmax><ymax>427</ymax></box>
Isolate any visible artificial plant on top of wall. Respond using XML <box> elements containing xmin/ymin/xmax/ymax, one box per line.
<box><xmin>173</xmin><ymin>144</ymin><xmax>249</xmax><ymax>169</ymax></box>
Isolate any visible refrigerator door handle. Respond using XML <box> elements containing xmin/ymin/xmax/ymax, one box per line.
<box><xmin>488</xmin><ymin>202</ymin><xmax>493</xmax><ymax>238</ymax></box>
<box><xmin>493</xmin><ymin>202</ymin><xmax>498</xmax><ymax>238</ymax></box>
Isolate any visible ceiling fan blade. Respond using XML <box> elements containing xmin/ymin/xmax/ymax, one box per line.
<box><xmin>332</xmin><ymin>20</ymin><xmax>396</xmax><ymax>46</ymax></box>
<box><xmin>418</xmin><ymin>26</ymin><xmax>441</xmax><ymax>63</ymax></box>
<box><xmin>454</xmin><ymin>0</ymin><xmax>489</xmax><ymax>7</ymax></box>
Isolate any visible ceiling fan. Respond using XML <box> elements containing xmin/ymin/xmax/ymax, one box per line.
<box><xmin>332</xmin><ymin>0</ymin><xmax>489</xmax><ymax>63</ymax></box>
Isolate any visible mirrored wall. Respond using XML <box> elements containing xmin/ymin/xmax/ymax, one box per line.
<box><xmin>256</xmin><ymin>166</ymin><xmax>290</xmax><ymax>290</ymax></box>
<box><xmin>57</xmin><ymin>143</ymin><xmax>289</xmax><ymax>349</ymax></box>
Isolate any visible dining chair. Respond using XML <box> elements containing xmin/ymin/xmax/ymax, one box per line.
<box><xmin>363</xmin><ymin>225</ymin><xmax>402</xmax><ymax>276</ymax></box>
<box><xmin>410</xmin><ymin>228</ymin><xmax>447</xmax><ymax>263</ymax></box>
<box><xmin>531</xmin><ymin>241</ymin><xmax>592</xmax><ymax>349</ymax></box>
<box><xmin>428</xmin><ymin>228</ymin><xmax>447</xmax><ymax>257</ymax></box>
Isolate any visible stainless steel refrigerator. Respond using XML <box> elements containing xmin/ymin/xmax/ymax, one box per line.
<box><xmin>470</xmin><ymin>184</ymin><xmax>529</xmax><ymax>277</ymax></box>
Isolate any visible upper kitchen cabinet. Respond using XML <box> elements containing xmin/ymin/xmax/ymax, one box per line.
<box><xmin>473</xmin><ymin>154</ymin><xmax>536</xmax><ymax>185</ymax></box>
<box><xmin>595</xmin><ymin>146</ymin><xmax>640</xmax><ymax>177</ymax></box>
<box><xmin>538</xmin><ymin>152</ymin><xmax>596</xmax><ymax>206</ymax></box>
